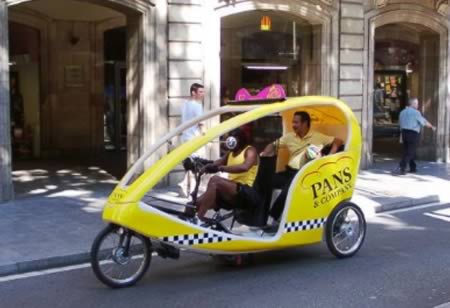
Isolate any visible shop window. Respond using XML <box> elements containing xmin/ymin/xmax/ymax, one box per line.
<box><xmin>220</xmin><ymin>11</ymin><xmax>320</xmax><ymax>106</ymax></box>
<box><xmin>373</xmin><ymin>70</ymin><xmax>406</xmax><ymax>138</ymax></box>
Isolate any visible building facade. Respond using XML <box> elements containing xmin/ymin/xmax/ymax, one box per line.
<box><xmin>0</xmin><ymin>0</ymin><xmax>449</xmax><ymax>202</ymax></box>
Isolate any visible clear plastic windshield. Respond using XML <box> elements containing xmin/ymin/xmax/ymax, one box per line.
<box><xmin>119</xmin><ymin>105</ymin><xmax>260</xmax><ymax>188</ymax></box>
<box><xmin>132</xmin><ymin>111</ymin><xmax>284</xmax><ymax>214</ymax></box>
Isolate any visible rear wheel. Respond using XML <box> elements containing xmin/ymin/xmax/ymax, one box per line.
<box><xmin>91</xmin><ymin>224</ymin><xmax>151</xmax><ymax>288</ymax></box>
<box><xmin>326</xmin><ymin>202</ymin><xmax>366</xmax><ymax>258</ymax></box>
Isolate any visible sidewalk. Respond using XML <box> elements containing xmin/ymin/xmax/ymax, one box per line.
<box><xmin>1</xmin><ymin>159</ymin><xmax>449</xmax><ymax>276</ymax></box>
<box><xmin>354</xmin><ymin>158</ymin><xmax>450</xmax><ymax>215</ymax></box>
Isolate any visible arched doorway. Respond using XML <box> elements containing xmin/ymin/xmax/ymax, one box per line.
<box><xmin>372</xmin><ymin>23</ymin><xmax>440</xmax><ymax>161</ymax></box>
<box><xmin>9</xmin><ymin>0</ymin><xmax>127</xmax><ymax>180</ymax></box>
<box><xmin>1</xmin><ymin>0</ymin><xmax>157</xmax><ymax>200</ymax></box>
<box><xmin>199</xmin><ymin>0</ymin><xmax>337</xmax><ymax>159</ymax></box>
<box><xmin>365</xmin><ymin>6</ymin><xmax>449</xmax><ymax>166</ymax></box>
<box><xmin>205</xmin><ymin>0</ymin><xmax>338</xmax><ymax>111</ymax></box>
<box><xmin>8</xmin><ymin>21</ymin><xmax>41</xmax><ymax>160</ymax></box>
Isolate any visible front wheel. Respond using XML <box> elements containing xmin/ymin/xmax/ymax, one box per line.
<box><xmin>91</xmin><ymin>224</ymin><xmax>152</xmax><ymax>288</ymax></box>
<box><xmin>326</xmin><ymin>202</ymin><xmax>366</xmax><ymax>258</ymax></box>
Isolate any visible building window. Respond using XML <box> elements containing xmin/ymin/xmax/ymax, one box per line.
<box><xmin>220</xmin><ymin>11</ymin><xmax>321</xmax><ymax>105</ymax></box>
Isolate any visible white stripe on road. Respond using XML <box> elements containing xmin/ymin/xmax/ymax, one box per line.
<box><xmin>0</xmin><ymin>252</ymin><xmax>158</xmax><ymax>283</ymax></box>
<box><xmin>424</xmin><ymin>212</ymin><xmax>450</xmax><ymax>223</ymax></box>
<box><xmin>379</xmin><ymin>202</ymin><xmax>446</xmax><ymax>215</ymax></box>
<box><xmin>434</xmin><ymin>303</ymin><xmax>450</xmax><ymax>308</ymax></box>
<box><xmin>0</xmin><ymin>263</ymin><xmax>92</xmax><ymax>283</ymax></box>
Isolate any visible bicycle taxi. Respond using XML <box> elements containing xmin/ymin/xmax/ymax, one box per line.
<box><xmin>91</xmin><ymin>96</ymin><xmax>366</xmax><ymax>288</ymax></box>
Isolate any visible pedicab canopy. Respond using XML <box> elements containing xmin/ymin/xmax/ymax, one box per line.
<box><xmin>111</xmin><ymin>96</ymin><xmax>360</xmax><ymax>207</ymax></box>
<box><xmin>102</xmin><ymin>96</ymin><xmax>361</xmax><ymax>252</ymax></box>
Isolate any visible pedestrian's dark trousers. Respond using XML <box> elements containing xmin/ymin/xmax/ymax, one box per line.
<box><xmin>269</xmin><ymin>166</ymin><xmax>298</xmax><ymax>221</ymax></box>
<box><xmin>400</xmin><ymin>129</ymin><xmax>419</xmax><ymax>172</ymax></box>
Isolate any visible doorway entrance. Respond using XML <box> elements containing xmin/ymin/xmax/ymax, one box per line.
<box><xmin>8</xmin><ymin>21</ymin><xmax>41</xmax><ymax>160</ymax></box>
<box><xmin>6</xmin><ymin>0</ymin><xmax>139</xmax><ymax>191</ymax></box>
<box><xmin>372</xmin><ymin>23</ymin><xmax>440</xmax><ymax>161</ymax></box>
<box><xmin>104</xmin><ymin>27</ymin><xmax>127</xmax><ymax>152</ymax></box>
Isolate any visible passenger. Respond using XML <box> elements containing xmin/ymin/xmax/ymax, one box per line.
<box><xmin>194</xmin><ymin>128</ymin><xmax>261</xmax><ymax>220</ymax></box>
<box><xmin>261</xmin><ymin>111</ymin><xmax>343</xmax><ymax>225</ymax></box>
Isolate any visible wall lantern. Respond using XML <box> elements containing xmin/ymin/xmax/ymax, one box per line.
<box><xmin>260</xmin><ymin>15</ymin><xmax>271</xmax><ymax>31</ymax></box>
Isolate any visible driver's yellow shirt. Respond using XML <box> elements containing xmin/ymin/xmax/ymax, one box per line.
<box><xmin>278</xmin><ymin>130</ymin><xmax>334</xmax><ymax>169</ymax></box>
<box><xmin>227</xmin><ymin>146</ymin><xmax>259</xmax><ymax>187</ymax></box>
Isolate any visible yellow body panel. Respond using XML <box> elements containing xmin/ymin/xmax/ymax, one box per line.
<box><xmin>102</xmin><ymin>96</ymin><xmax>361</xmax><ymax>254</ymax></box>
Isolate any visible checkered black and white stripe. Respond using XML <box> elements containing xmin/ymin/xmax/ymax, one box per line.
<box><xmin>161</xmin><ymin>232</ymin><xmax>232</xmax><ymax>246</ymax></box>
<box><xmin>284</xmin><ymin>218</ymin><xmax>327</xmax><ymax>233</ymax></box>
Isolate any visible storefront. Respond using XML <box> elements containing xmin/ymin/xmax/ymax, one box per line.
<box><xmin>366</xmin><ymin>1</ymin><xmax>449</xmax><ymax>162</ymax></box>
<box><xmin>220</xmin><ymin>11</ymin><xmax>323</xmax><ymax>102</ymax></box>
<box><xmin>0</xmin><ymin>0</ymin><xmax>449</xmax><ymax>202</ymax></box>
<box><xmin>0</xmin><ymin>0</ymin><xmax>164</xmax><ymax>202</ymax></box>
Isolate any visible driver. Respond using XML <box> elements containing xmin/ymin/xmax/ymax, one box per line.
<box><xmin>194</xmin><ymin>128</ymin><xmax>261</xmax><ymax>220</ymax></box>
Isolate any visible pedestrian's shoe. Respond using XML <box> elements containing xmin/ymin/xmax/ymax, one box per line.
<box><xmin>409</xmin><ymin>168</ymin><xmax>417</xmax><ymax>173</ymax></box>
<box><xmin>392</xmin><ymin>167</ymin><xmax>406</xmax><ymax>175</ymax></box>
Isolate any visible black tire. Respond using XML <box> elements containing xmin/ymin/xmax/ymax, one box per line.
<box><xmin>325</xmin><ymin>202</ymin><xmax>366</xmax><ymax>258</ymax></box>
<box><xmin>91</xmin><ymin>224</ymin><xmax>152</xmax><ymax>288</ymax></box>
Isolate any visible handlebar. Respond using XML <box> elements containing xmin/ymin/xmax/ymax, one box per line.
<box><xmin>182</xmin><ymin>157</ymin><xmax>213</xmax><ymax>173</ymax></box>
<box><xmin>182</xmin><ymin>156</ymin><xmax>213</xmax><ymax>204</ymax></box>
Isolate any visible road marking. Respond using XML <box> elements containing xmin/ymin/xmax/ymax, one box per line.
<box><xmin>434</xmin><ymin>303</ymin><xmax>450</xmax><ymax>308</ymax></box>
<box><xmin>0</xmin><ymin>263</ymin><xmax>92</xmax><ymax>283</ymax></box>
<box><xmin>424</xmin><ymin>212</ymin><xmax>450</xmax><ymax>223</ymax></box>
<box><xmin>0</xmin><ymin>252</ymin><xmax>158</xmax><ymax>283</ymax></box>
<box><xmin>379</xmin><ymin>202</ymin><xmax>447</xmax><ymax>215</ymax></box>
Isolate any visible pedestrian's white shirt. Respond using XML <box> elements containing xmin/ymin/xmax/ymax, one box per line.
<box><xmin>181</xmin><ymin>99</ymin><xmax>203</xmax><ymax>142</ymax></box>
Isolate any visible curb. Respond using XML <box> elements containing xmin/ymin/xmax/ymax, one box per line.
<box><xmin>0</xmin><ymin>252</ymin><xmax>91</xmax><ymax>277</ymax></box>
<box><xmin>352</xmin><ymin>193</ymin><xmax>441</xmax><ymax>217</ymax></box>
<box><xmin>0</xmin><ymin>196</ymin><xmax>442</xmax><ymax>278</ymax></box>
<box><xmin>374</xmin><ymin>195</ymin><xmax>441</xmax><ymax>213</ymax></box>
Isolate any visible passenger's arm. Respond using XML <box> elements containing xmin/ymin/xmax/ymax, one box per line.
<box><xmin>260</xmin><ymin>142</ymin><xmax>276</xmax><ymax>157</ymax></box>
<box><xmin>329</xmin><ymin>137</ymin><xmax>344</xmax><ymax>154</ymax></box>
<box><xmin>262</xmin><ymin>134</ymin><xmax>287</xmax><ymax>157</ymax></box>
<box><xmin>219</xmin><ymin>147</ymin><xmax>257</xmax><ymax>173</ymax></box>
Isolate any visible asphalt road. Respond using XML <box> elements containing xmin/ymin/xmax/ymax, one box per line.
<box><xmin>1</xmin><ymin>204</ymin><xmax>450</xmax><ymax>308</ymax></box>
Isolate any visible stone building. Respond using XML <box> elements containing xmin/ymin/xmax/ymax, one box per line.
<box><xmin>0</xmin><ymin>0</ymin><xmax>449</xmax><ymax>202</ymax></box>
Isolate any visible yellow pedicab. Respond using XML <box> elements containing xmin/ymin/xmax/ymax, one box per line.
<box><xmin>90</xmin><ymin>96</ymin><xmax>366</xmax><ymax>288</ymax></box>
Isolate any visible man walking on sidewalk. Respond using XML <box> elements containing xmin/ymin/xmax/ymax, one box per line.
<box><xmin>180</xmin><ymin>83</ymin><xmax>205</xmax><ymax>143</ymax></box>
<box><xmin>178</xmin><ymin>83</ymin><xmax>205</xmax><ymax>197</ymax></box>
<box><xmin>397</xmin><ymin>97</ymin><xmax>435</xmax><ymax>175</ymax></box>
